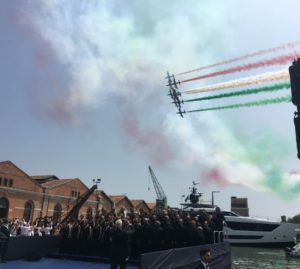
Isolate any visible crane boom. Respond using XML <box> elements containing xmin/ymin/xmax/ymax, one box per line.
<box><xmin>61</xmin><ymin>184</ymin><xmax>97</xmax><ymax>223</ymax></box>
<box><xmin>148</xmin><ymin>166</ymin><xmax>167</xmax><ymax>209</ymax></box>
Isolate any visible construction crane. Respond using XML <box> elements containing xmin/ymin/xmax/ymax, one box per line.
<box><xmin>148</xmin><ymin>166</ymin><xmax>167</xmax><ymax>209</ymax></box>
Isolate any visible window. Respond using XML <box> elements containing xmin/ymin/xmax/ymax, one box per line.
<box><xmin>226</xmin><ymin>221</ymin><xmax>279</xmax><ymax>232</ymax></box>
<box><xmin>71</xmin><ymin>190</ymin><xmax>81</xmax><ymax>198</ymax></box>
<box><xmin>0</xmin><ymin>177</ymin><xmax>2</xmax><ymax>185</ymax></box>
<box><xmin>8</xmin><ymin>179</ymin><xmax>13</xmax><ymax>187</ymax></box>
<box><xmin>221</xmin><ymin>211</ymin><xmax>239</xmax><ymax>217</ymax></box>
<box><xmin>3</xmin><ymin>178</ymin><xmax>8</xmax><ymax>186</ymax></box>
<box><xmin>228</xmin><ymin>235</ymin><xmax>263</xmax><ymax>240</ymax></box>
<box><xmin>23</xmin><ymin>201</ymin><xmax>34</xmax><ymax>222</ymax></box>
<box><xmin>0</xmin><ymin>197</ymin><xmax>9</xmax><ymax>219</ymax></box>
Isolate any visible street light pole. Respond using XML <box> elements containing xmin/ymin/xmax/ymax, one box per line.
<box><xmin>211</xmin><ymin>191</ymin><xmax>220</xmax><ymax>207</ymax></box>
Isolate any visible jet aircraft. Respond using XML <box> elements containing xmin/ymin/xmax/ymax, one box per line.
<box><xmin>177</xmin><ymin>108</ymin><xmax>186</xmax><ymax>118</ymax></box>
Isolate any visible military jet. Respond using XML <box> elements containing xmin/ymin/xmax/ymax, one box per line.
<box><xmin>166</xmin><ymin>72</ymin><xmax>181</xmax><ymax>89</ymax></box>
<box><xmin>177</xmin><ymin>108</ymin><xmax>186</xmax><ymax>118</ymax></box>
<box><xmin>172</xmin><ymin>99</ymin><xmax>184</xmax><ymax>108</ymax></box>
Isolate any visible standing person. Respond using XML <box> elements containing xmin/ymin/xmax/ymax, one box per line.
<box><xmin>110</xmin><ymin>219</ymin><xmax>132</xmax><ymax>269</ymax></box>
<box><xmin>0</xmin><ymin>219</ymin><xmax>10</xmax><ymax>263</ymax></box>
<box><xmin>195</xmin><ymin>248</ymin><xmax>212</xmax><ymax>269</ymax></box>
<box><xmin>212</xmin><ymin>207</ymin><xmax>225</xmax><ymax>243</ymax></box>
<box><xmin>202</xmin><ymin>220</ymin><xmax>213</xmax><ymax>244</ymax></box>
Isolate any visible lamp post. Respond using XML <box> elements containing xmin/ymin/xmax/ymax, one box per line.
<box><xmin>93</xmin><ymin>178</ymin><xmax>101</xmax><ymax>216</ymax></box>
<box><xmin>93</xmin><ymin>178</ymin><xmax>101</xmax><ymax>188</ymax></box>
<box><xmin>211</xmin><ymin>191</ymin><xmax>220</xmax><ymax>207</ymax></box>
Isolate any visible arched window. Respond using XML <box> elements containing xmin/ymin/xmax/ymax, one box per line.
<box><xmin>86</xmin><ymin>207</ymin><xmax>93</xmax><ymax>219</ymax></box>
<box><xmin>53</xmin><ymin>203</ymin><xmax>62</xmax><ymax>224</ymax></box>
<box><xmin>0</xmin><ymin>197</ymin><xmax>9</xmax><ymax>219</ymax></box>
<box><xmin>23</xmin><ymin>201</ymin><xmax>34</xmax><ymax>222</ymax></box>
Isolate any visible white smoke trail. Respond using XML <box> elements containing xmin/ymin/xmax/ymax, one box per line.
<box><xmin>20</xmin><ymin>0</ymin><xmax>229</xmax><ymax>110</ymax></box>
<box><xmin>183</xmin><ymin>69</ymin><xmax>289</xmax><ymax>94</ymax></box>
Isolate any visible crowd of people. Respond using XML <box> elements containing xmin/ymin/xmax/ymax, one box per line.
<box><xmin>0</xmin><ymin>218</ymin><xmax>57</xmax><ymax>237</ymax></box>
<box><xmin>0</xmin><ymin>207</ymin><xmax>224</xmax><ymax>263</ymax></box>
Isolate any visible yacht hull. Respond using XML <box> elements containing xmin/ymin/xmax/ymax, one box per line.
<box><xmin>223</xmin><ymin>215</ymin><xmax>300</xmax><ymax>247</ymax></box>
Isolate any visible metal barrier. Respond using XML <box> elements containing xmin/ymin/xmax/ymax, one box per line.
<box><xmin>7</xmin><ymin>236</ymin><xmax>60</xmax><ymax>260</ymax></box>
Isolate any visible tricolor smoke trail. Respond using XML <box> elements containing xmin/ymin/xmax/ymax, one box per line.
<box><xmin>181</xmin><ymin>52</ymin><xmax>300</xmax><ymax>83</ymax></box>
<box><xmin>14</xmin><ymin>1</ymin><xmax>300</xmax><ymax>203</ymax></box>
<box><xmin>176</xmin><ymin>40</ymin><xmax>300</xmax><ymax>76</ymax></box>
<box><xmin>184</xmin><ymin>82</ymin><xmax>290</xmax><ymax>102</ymax></box>
<box><xmin>187</xmin><ymin>95</ymin><xmax>291</xmax><ymax>113</ymax></box>
<box><xmin>183</xmin><ymin>69</ymin><xmax>289</xmax><ymax>94</ymax></box>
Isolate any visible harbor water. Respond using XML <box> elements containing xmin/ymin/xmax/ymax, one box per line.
<box><xmin>0</xmin><ymin>248</ymin><xmax>298</xmax><ymax>269</ymax></box>
<box><xmin>231</xmin><ymin>246</ymin><xmax>300</xmax><ymax>269</ymax></box>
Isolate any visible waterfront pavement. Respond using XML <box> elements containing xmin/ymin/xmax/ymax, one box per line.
<box><xmin>0</xmin><ymin>258</ymin><xmax>139</xmax><ymax>269</ymax></box>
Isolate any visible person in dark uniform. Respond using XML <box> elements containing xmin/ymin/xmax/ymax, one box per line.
<box><xmin>110</xmin><ymin>219</ymin><xmax>133</xmax><ymax>269</ymax></box>
<box><xmin>212</xmin><ymin>207</ymin><xmax>225</xmax><ymax>243</ymax></box>
<box><xmin>195</xmin><ymin>248</ymin><xmax>212</xmax><ymax>269</ymax></box>
<box><xmin>0</xmin><ymin>219</ymin><xmax>10</xmax><ymax>263</ymax></box>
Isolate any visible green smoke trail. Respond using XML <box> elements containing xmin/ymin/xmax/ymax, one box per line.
<box><xmin>187</xmin><ymin>95</ymin><xmax>291</xmax><ymax>113</ymax></box>
<box><xmin>184</xmin><ymin>82</ymin><xmax>290</xmax><ymax>102</ymax></box>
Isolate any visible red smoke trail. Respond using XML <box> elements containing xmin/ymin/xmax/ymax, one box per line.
<box><xmin>118</xmin><ymin>96</ymin><xmax>175</xmax><ymax>167</ymax></box>
<box><xmin>205</xmin><ymin>167</ymin><xmax>229</xmax><ymax>187</ymax></box>
<box><xmin>181</xmin><ymin>52</ymin><xmax>300</xmax><ymax>84</ymax></box>
<box><xmin>176</xmin><ymin>41</ymin><xmax>300</xmax><ymax>76</ymax></box>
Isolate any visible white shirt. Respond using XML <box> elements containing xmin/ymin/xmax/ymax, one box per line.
<box><xmin>21</xmin><ymin>225</ymin><xmax>29</xmax><ymax>236</ymax></box>
<box><xmin>200</xmin><ymin>260</ymin><xmax>209</xmax><ymax>269</ymax></box>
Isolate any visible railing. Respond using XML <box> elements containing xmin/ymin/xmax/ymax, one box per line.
<box><xmin>214</xmin><ymin>230</ymin><xmax>224</xmax><ymax>243</ymax></box>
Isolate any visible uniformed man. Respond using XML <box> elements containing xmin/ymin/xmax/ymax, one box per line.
<box><xmin>0</xmin><ymin>219</ymin><xmax>10</xmax><ymax>263</ymax></box>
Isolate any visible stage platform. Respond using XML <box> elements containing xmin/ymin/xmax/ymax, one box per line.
<box><xmin>0</xmin><ymin>258</ymin><xmax>139</xmax><ymax>269</ymax></box>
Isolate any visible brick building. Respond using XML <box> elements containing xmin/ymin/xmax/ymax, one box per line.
<box><xmin>96</xmin><ymin>190</ymin><xmax>113</xmax><ymax>212</ymax></box>
<box><xmin>109</xmin><ymin>195</ymin><xmax>134</xmax><ymax>213</ymax></box>
<box><xmin>231</xmin><ymin>196</ymin><xmax>249</xmax><ymax>216</ymax></box>
<box><xmin>0</xmin><ymin>161</ymin><xmax>98</xmax><ymax>223</ymax></box>
<box><xmin>131</xmin><ymin>200</ymin><xmax>151</xmax><ymax>214</ymax></box>
<box><xmin>0</xmin><ymin>161</ymin><xmax>155</xmax><ymax>222</ymax></box>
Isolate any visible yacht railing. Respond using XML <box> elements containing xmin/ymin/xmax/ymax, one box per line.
<box><xmin>248</xmin><ymin>215</ymin><xmax>281</xmax><ymax>222</ymax></box>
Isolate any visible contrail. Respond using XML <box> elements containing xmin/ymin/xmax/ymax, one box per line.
<box><xmin>176</xmin><ymin>40</ymin><xmax>300</xmax><ymax>76</ymax></box>
<box><xmin>184</xmin><ymin>82</ymin><xmax>290</xmax><ymax>102</ymax></box>
<box><xmin>181</xmin><ymin>52</ymin><xmax>300</xmax><ymax>83</ymax></box>
<box><xmin>16</xmin><ymin>1</ymin><xmax>300</xmax><ymax>200</ymax></box>
<box><xmin>183</xmin><ymin>69</ymin><xmax>289</xmax><ymax>94</ymax></box>
<box><xmin>187</xmin><ymin>95</ymin><xmax>291</xmax><ymax>113</ymax></box>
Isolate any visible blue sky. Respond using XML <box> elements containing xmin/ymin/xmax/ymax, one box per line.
<box><xmin>2</xmin><ymin>0</ymin><xmax>300</xmax><ymax>219</ymax></box>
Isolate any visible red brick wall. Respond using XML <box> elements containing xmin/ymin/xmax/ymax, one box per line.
<box><xmin>0</xmin><ymin>162</ymin><xmax>98</xmax><ymax>222</ymax></box>
<box><xmin>135</xmin><ymin>203</ymin><xmax>150</xmax><ymax>215</ymax></box>
<box><xmin>0</xmin><ymin>188</ymin><xmax>43</xmax><ymax>221</ymax></box>
<box><xmin>98</xmin><ymin>191</ymin><xmax>113</xmax><ymax>212</ymax></box>
<box><xmin>115</xmin><ymin>198</ymin><xmax>133</xmax><ymax>213</ymax></box>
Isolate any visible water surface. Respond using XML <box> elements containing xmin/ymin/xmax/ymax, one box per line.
<box><xmin>232</xmin><ymin>246</ymin><xmax>300</xmax><ymax>269</ymax></box>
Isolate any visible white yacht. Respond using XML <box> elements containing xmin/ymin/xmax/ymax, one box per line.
<box><xmin>222</xmin><ymin>211</ymin><xmax>300</xmax><ymax>247</ymax></box>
